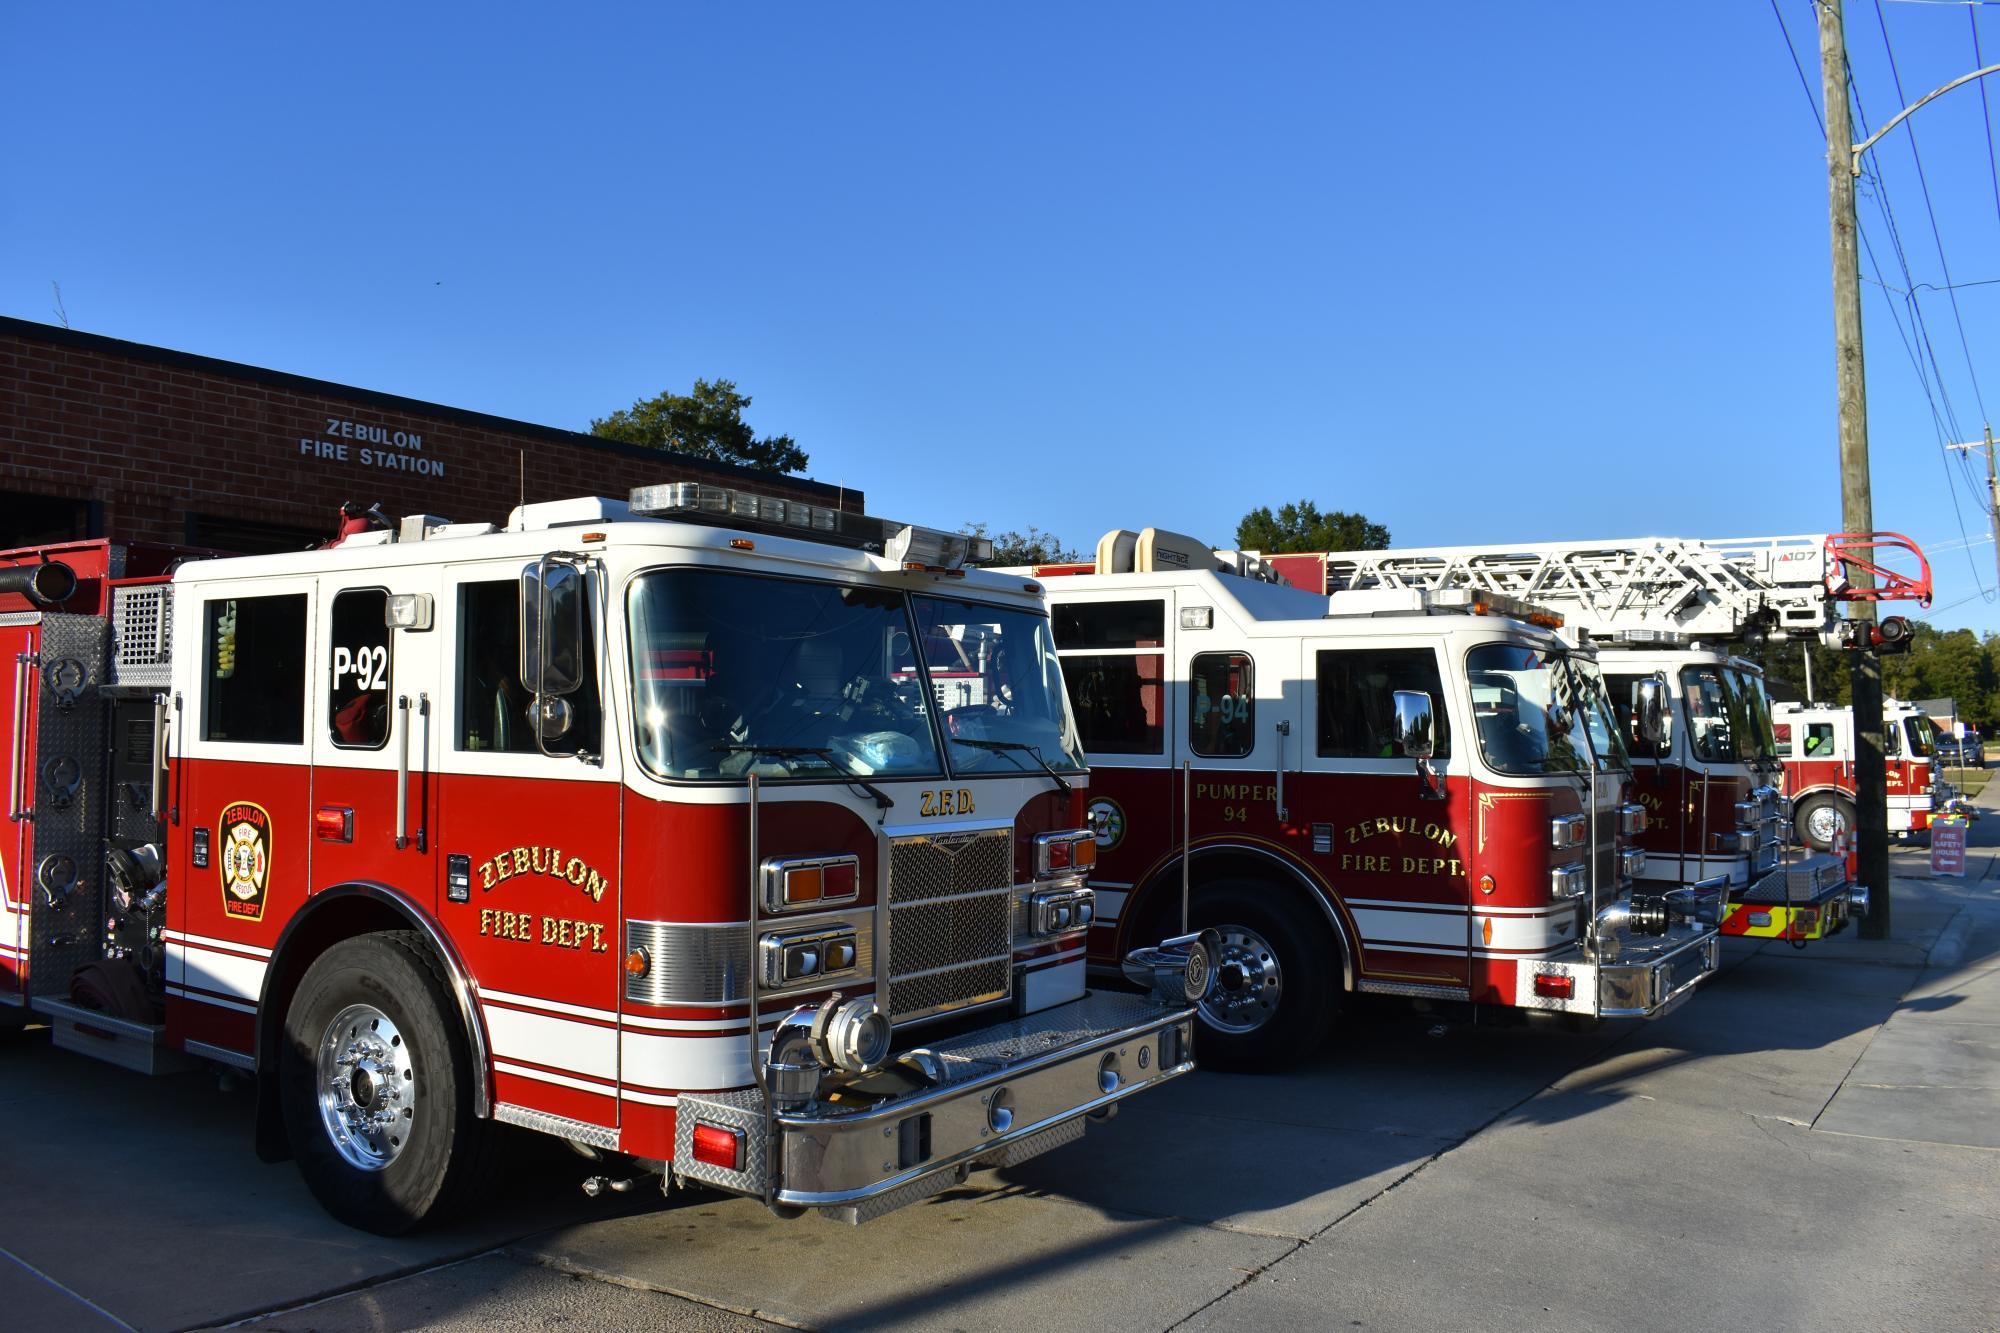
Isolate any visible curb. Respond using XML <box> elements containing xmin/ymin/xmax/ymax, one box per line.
<box><xmin>1926</xmin><ymin>908</ymin><xmax>1976</xmax><ymax>973</ymax></box>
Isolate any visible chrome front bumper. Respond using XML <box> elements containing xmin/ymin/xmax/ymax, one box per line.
<box><xmin>1514</xmin><ymin>923</ymin><xmax>1720</xmax><ymax>1019</ymax></box>
<box><xmin>673</xmin><ymin>990</ymin><xmax>1195</xmax><ymax>1222</ymax></box>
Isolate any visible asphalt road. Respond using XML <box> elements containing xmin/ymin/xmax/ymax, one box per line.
<box><xmin>3</xmin><ymin>822</ymin><xmax>1995</xmax><ymax>1333</ymax></box>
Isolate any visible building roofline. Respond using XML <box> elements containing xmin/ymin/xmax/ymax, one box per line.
<box><xmin>0</xmin><ymin>315</ymin><xmax>852</xmax><ymax>503</ymax></box>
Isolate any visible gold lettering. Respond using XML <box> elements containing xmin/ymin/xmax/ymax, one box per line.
<box><xmin>511</xmin><ymin>847</ymin><xmax>531</xmax><ymax>876</ymax></box>
<box><xmin>585</xmin><ymin>869</ymin><xmax>608</xmax><ymax>903</ymax></box>
<box><xmin>959</xmin><ymin>788</ymin><xmax>974</xmax><ymax>813</ymax></box>
<box><xmin>565</xmin><ymin>857</ymin><xmax>586</xmax><ymax>886</ymax></box>
<box><xmin>494</xmin><ymin>856</ymin><xmax>513</xmax><ymax>882</ymax></box>
<box><xmin>479</xmin><ymin>861</ymin><xmax>497</xmax><ymax>890</ymax></box>
<box><xmin>479</xmin><ymin>908</ymin><xmax>495</xmax><ymax>936</ymax></box>
<box><xmin>589</xmin><ymin>922</ymin><xmax>606</xmax><ymax>952</ymax></box>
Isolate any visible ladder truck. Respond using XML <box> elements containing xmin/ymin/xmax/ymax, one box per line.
<box><xmin>1022</xmin><ymin>528</ymin><xmax>1710</xmax><ymax>1070</ymax></box>
<box><xmin>1266</xmin><ymin>534</ymin><xmax>1933</xmax><ymax>945</ymax></box>
<box><xmin>0</xmin><ymin>486</ymin><xmax>1207</xmax><ymax>1234</ymax></box>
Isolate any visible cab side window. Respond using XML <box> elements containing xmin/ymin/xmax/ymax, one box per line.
<box><xmin>203</xmin><ymin>593</ymin><xmax>308</xmax><ymax>745</ymax></box>
<box><xmin>1190</xmin><ymin>651</ymin><xmax>1254</xmax><ymax>758</ymax></box>
<box><xmin>456</xmin><ymin>579</ymin><xmax>601</xmax><ymax>755</ymax></box>
<box><xmin>1804</xmin><ymin>722</ymin><xmax>1835</xmax><ymax>756</ymax></box>
<box><xmin>1053</xmin><ymin>599</ymin><xmax>1165</xmax><ymax>755</ymax></box>
<box><xmin>327</xmin><ymin>588</ymin><xmax>391</xmax><ymax>749</ymax></box>
<box><xmin>1317</xmin><ymin>647</ymin><xmax>1450</xmax><ymax>758</ymax></box>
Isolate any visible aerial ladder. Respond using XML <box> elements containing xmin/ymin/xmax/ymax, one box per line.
<box><xmin>1260</xmin><ymin>534</ymin><xmax>1935</xmax><ymax>946</ymax></box>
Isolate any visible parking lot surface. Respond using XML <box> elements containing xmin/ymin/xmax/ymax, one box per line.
<box><xmin>3</xmin><ymin>824</ymin><xmax>1995</xmax><ymax>1332</ymax></box>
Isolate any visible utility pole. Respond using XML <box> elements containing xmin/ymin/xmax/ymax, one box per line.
<box><xmin>1945</xmin><ymin>425</ymin><xmax>2000</xmax><ymax>589</ymax></box>
<box><xmin>1820</xmin><ymin>0</ymin><xmax>1892</xmax><ymax>937</ymax></box>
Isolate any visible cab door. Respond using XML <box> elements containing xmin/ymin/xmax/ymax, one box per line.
<box><xmin>308</xmin><ymin>576</ymin><xmax>442</xmax><ymax>909</ymax></box>
<box><xmin>433</xmin><ymin>561</ymin><xmax>623</xmax><ymax>1136</ymax></box>
<box><xmin>1048</xmin><ymin>592</ymin><xmax>1175</xmax><ymax>949</ymax></box>
<box><xmin>1300</xmin><ymin>637</ymin><xmax>1469</xmax><ymax>990</ymax></box>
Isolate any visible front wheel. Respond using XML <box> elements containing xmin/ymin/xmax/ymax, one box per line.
<box><xmin>1795</xmin><ymin>794</ymin><xmax>1854</xmax><ymax>854</ymax></box>
<box><xmin>280</xmin><ymin>931</ymin><xmax>489</xmax><ymax>1234</ymax></box>
<box><xmin>1186</xmin><ymin>880</ymin><xmax>1338</xmax><ymax>1071</ymax></box>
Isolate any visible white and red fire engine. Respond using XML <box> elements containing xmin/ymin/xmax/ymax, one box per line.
<box><xmin>1277</xmin><ymin>533</ymin><xmax>1932</xmax><ymax>945</ymax></box>
<box><xmin>1772</xmin><ymin>698</ymin><xmax>1952</xmax><ymax>849</ymax></box>
<box><xmin>1</xmin><ymin>486</ymin><xmax>1205</xmax><ymax>1234</ymax></box>
<box><xmin>1021</xmin><ymin>528</ymin><xmax>1711</xmax><ymax>1069</ymax></box>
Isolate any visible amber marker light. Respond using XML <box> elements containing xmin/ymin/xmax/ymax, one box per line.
<box><xmin>624</xmin><ymin>947</ymin><xmax>650</xmax><ymax>978</ymax></box>
<box><xmin>1481</xmin><ymin>918</ymin><xmax>1493</xmax><ymax>947</ymax></box>
<box><xmin>1072</xmin><ymin>837</ymin><xmax>1098</xmax><ymax>871</ymax></box>
<box><xmin>785</xmin><ymin>866</ymin><xmax>824</xmax><ymax>905</ymax></box>
<box><xmin>729</xmin><ymin>538</ymin><xmax>755</xmax><ymax>550</ymax></box>
<box><xmin>1478</xmin><ymin>873</ymin><xmax>1496</xmax><ymax>896</ymax></box>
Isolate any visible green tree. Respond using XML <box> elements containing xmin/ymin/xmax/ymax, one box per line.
<box><xmin>590</xmin><ymin>378</ymin><xmax>807</xmax><ymax>474</ymax></box>
<box><xmin>1235</xmin><ymin>500</ymin><xmax>1389</xmax><ymax>553</ymax></box>
<box><xmin>962</xmin><ymin>522</ymin><xmax>1080</xmax><ymax>565</ymax></box>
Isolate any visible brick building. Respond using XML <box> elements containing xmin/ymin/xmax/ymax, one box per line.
<box><xmin>0</xmin><ymin>317</ymin><xmax>860</xmax><ymax>553</ymax></box>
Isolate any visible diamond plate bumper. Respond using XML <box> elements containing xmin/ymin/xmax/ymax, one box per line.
<box><xmin>675</xmin><ymin>990</ymin><xmax>1195</xmax><ymax>1221</ymax></box>
<box><xmin>1514</xmin><ymin>923</ymin><xmax>1720</xmax><ymax>1018</ymax></box>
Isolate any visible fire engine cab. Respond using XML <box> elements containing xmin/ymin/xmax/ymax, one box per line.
<box><xmin>1772</xmin><ymin>698</ymin><xmax>1950</xmax><ymax>849</ymax></box>
<box><xmin>1</xmin><ymin>486</ymin><xmax>1204</xmax><ymax>1234</ymax></box>
<box><xmin>1021</xmin><ymin>527</ymin><xmax>1715</xmax><ymax>1069</ymax></box>
<box><xmin>1282</xmin><ymin>534</ymin><xmax>1931</xmax><ymax>946</ymax></box>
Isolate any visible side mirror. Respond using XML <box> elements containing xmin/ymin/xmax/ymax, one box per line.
<box><xmin>521</xmin><ymin>557</ymin><xmax>586</xmax><ymax>698</ymax></box>
<box><xmin>1393</xmin><ymin>690</ymin><xmax>1435</xmax><ymax>761</ymax></box>
<box><xmin>1636</xmin><ymin>677</ymin><xmax>1667</xmax><ymax>747</ymax></box>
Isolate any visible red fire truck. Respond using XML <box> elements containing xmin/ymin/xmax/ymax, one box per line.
<box><xmin>1275</xmin><ymin>534</ymin><xmax>1931</xmax><ymax>946</ymax></box>
<box><xmin>1772</xmin><ymin>698</ymin><xmax>1951</xmax><ymax>849</ymax></box>
<box><xmin>1023</xmin><ymin>528</ymin><xmax>1714</xmax><ymax>1069</ymax></box>
<box><xmin>1</xmin><ymin>486</ymin><xmax>1204</xmax><ymax>1234</ymax></box>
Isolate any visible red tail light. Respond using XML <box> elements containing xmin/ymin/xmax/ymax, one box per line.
<box><xmin>314</xmin><ymin>806</ymin><xmax>353</xmax><ymax>842</ymax></box>
<box><xmin>823</xmin><ymin>859</ymin><xmax>859</xmax><ymax>898</ymax></box>
<box><xmin>691</xmin><ymin>1123</ymin><xmax>742</xmax><ymax>1170</ymax></box>
<box><xmin>1047</xmin><ymin>840</ymin><xmax>1072</xmax><ymax>871</ymax></box>
<box><xmin>1533</xmin><ymin>973</ymin><xmax>1575</xmax><ymax>1000</ymax></box>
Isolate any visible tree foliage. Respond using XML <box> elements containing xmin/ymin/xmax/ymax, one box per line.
<box><xmin>962</xmin><ymin>522</ymin><xmax>1081</xmax><ymax>566</ymax></box>
<box><xmin>1751</xmin><ymin>620</ymin><xmax>2000</xmax><ymax>729</ymax></box>
<box><xmin>590</xmin><ymin>378</ymin><xmax>808</xmax><ymax>474</ymax></box>
<box><xmin>1235</xmin><ymin>500</ymin><xmax>1389</xmax><ymax>554</ymax></box>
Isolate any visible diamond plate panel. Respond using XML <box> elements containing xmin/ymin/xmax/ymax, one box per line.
<box><xmin>674</xmin><ymin>1088</ymin><xmax>771</xmax><ymax>1194</ymax></box>
<box><xmin>108</xmin><ymin>584</ymin><xmax>173</xmax><ymax>690</ymax></box>
<box><xmin>24</xmin><ymin>615</ymin><xmax>110</xmax><ymax>998</ymax></box>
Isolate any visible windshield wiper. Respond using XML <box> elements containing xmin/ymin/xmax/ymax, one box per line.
<box><xmin>711</xmin><ymin>744</ymin><xmax>894</xmax><ymax>810</ymax></box>
<box><xmin>950</xmin><ymin>737</ymin><xmax>1074</xmax><ymax>797</ymax></box>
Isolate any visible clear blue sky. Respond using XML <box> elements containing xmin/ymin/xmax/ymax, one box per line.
<box><xmin>8</xmin><ymin>4</ymin><xmax>2000</xmax><ymax>630</ymax></box>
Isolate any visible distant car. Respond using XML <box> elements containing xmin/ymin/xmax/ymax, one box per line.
<box><xmin>1936</xmin><ymin>734</ymin><xmax>1965</xmax><ymax>766</ymax></box>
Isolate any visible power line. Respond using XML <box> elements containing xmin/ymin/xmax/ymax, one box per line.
<box><xmin>1970</xmin><ymin>8</ymin><xmax>2000</xmax><ymax>245</ymax></box>
<box><xmin>1873</xmin><ymin>0</ymin><xmax>1990</xmax><ymax>421</ymax></box>
<box><xmin>1768</xmin><ymin>1</ymin><xmax>1993</xmax><ymax>598</ymax></box>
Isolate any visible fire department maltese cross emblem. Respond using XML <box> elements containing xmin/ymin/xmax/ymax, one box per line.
<box><xmin>218</xmin><ymin>801</ymin><xmax>273</xmax><ymax>922</ymax></box>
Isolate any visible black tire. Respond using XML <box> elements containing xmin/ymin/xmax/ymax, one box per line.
<box><xmin>1794</xmin><ymin>793</ymin><xmax>1854</xmax><ymax>854</ymax></box>
<box><xmin>1185</xmin><ymin>879</ymin><xmax>1338</xmax><ymax>1072</ymax></box>
<box><xmin>280</xmin><ymin>931</ymin><xmax>491</xmax><ymax>1234</ymax></box>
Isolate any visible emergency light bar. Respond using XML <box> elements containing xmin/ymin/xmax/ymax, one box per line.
<box><xmin>1428</xmin><ymin>589</ymin><xmax>1565</xmax><ymax>629</ymax></box>
<box><xmin>628</xmin><ymin>483</ymin><xmax>995</xmax><ymax>569</ymax></box>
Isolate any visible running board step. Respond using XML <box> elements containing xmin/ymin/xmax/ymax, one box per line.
<box><xmin>35</xmin><ymin>997</ymin><xmax>196</xmax><ymax>1076</ymax></box>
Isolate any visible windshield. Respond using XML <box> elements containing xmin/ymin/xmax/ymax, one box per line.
<box><xmin>1904</xmin><ymin>714</ymin><xmax>1934</xmax><ymax>758</ymax></box>
<box><xmin>1466</xmin><ymin>643</ymin><xmax>1627</xmax><ymax>777</ymax></box>
<box><xmin>1725</xmin><ymin>667</ymin><xmax>1778</xmax><ymax>762</ymax></box>
<box><xmin>913</xmin><ymin>595</ymin><xmax>1086</xmax><ymax>773</ymax></box>
<box><xmin>1679</xmin><ymin>664</ymin><xmax>1773</xmax><ymax>764</ymax></box>
<box><xmin>627</xmin><ymin>569</ymin><xmax>944</xmax><ymax>781</ymax></box>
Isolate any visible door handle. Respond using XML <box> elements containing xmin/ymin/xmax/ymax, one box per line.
<box><xmin>1274</xmin><ymin>720</ymin><xmax>1290</xmax><ymax>822</ymax></box>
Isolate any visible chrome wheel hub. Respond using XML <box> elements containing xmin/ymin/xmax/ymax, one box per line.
<box><xmin>316</xmin><ymin>1003</ymin><xmax>416</xmax><ymax>1171</ymax></box>
<box><xmin>1806</xmin><ymin>804</ymin><xmax>1846</xmax><ymax>846</ymax></box>
<box><xmin>1198</xmin><ymin>925</ymin><xmax>1283</xmax><ymax>1035</ymax></box>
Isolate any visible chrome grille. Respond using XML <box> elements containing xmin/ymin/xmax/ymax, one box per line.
<box><xmin>885</xmin><ymin>829</ymin><xmax>1013</xmax><ymax>1023</ymax></box>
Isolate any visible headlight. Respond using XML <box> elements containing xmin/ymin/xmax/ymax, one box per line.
<box><xmin>1550</xmin><ymin>815</ymin><xmax>1587</xmax><ymax>849</ymax></box>
<box><xmin>759</xmin><ymin>925</ymin><xmax>862</xmax><ymax>987</ymax></box>
<box><xmin>1551</xmin><ymin>863</ymin><xmax>1588</xmax><ymax>899</ymax></box>
<box><xmin>1618</xmin><ymin>803</ymin><xmax>1648</xmax><ymax>836</ymax></box>
<box><xmin>1030</xmin><ymin>886</ymin><xmax>1095</xmax><ymax>936</ymax></box>
<box><xmin>1733</xmin><ymin>800</ymin><xmax>1759</xmax><ymax>830</ymax></box>
<box><xmin>1618</xmin><ymin>848</ymin><xmax>1647</xmax><ymax>879</ymax></box>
